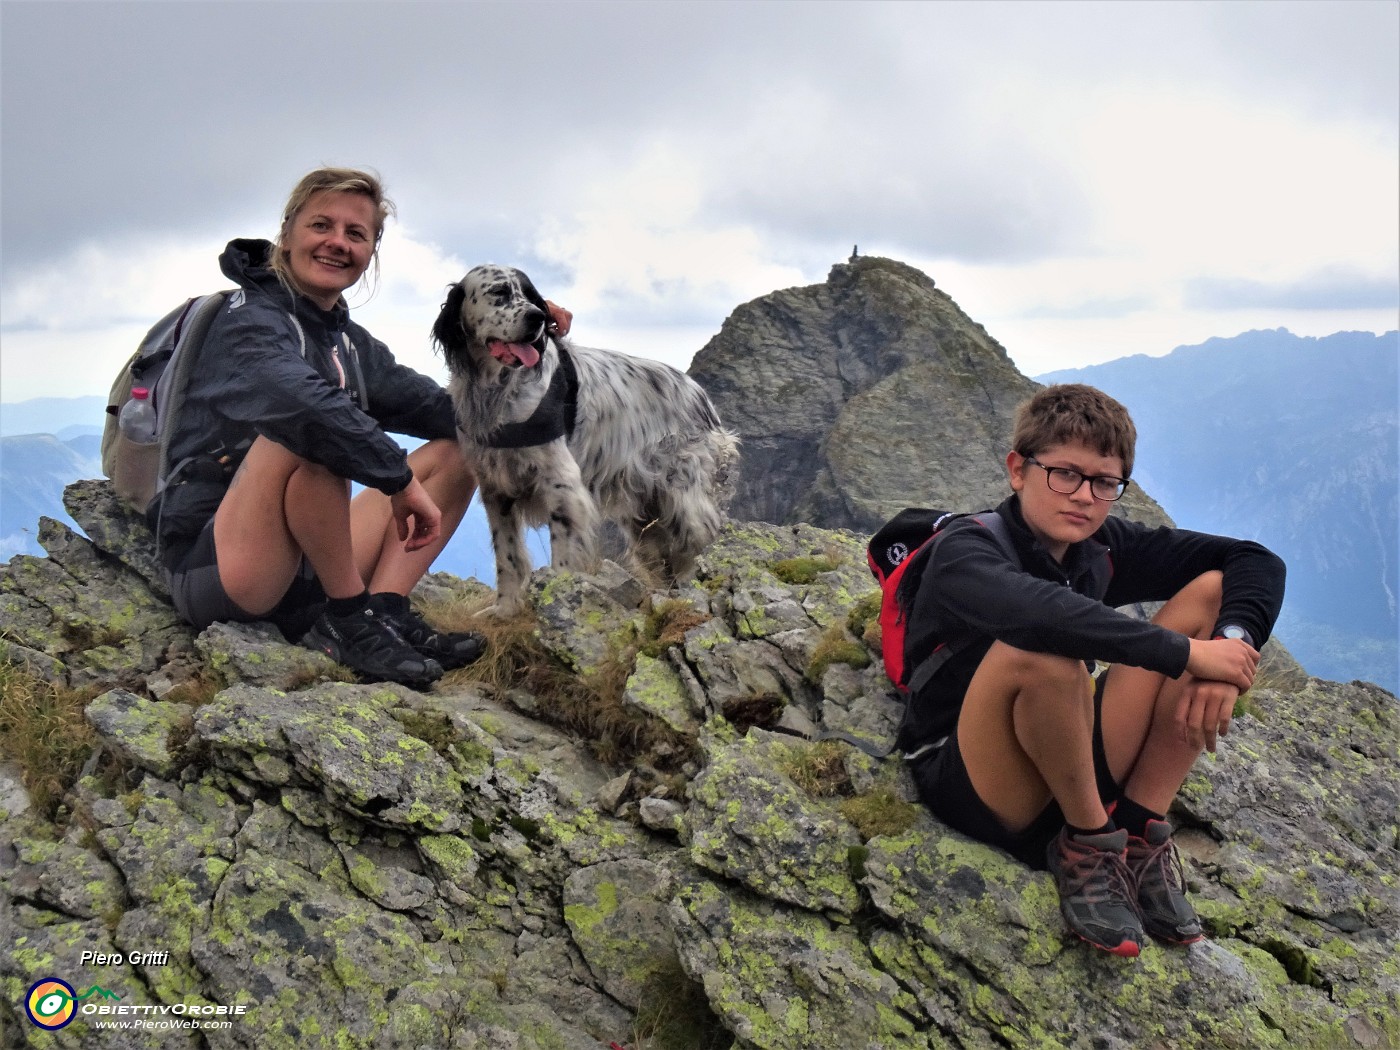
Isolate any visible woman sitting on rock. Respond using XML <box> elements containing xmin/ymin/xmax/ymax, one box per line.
<box><xmin>150</xmin><ymin>166</ymin><xmax>570</xmax><ymax>686</ymax></box>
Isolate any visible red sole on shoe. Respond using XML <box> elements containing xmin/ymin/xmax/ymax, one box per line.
<box><xmin>1072</xmin><ymin>932</ymin><xmax>1141</xmax><ymax>958</ymax></box>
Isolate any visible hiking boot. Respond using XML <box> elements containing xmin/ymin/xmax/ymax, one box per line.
<box><xmin>1046</xmin><ymin>826</ymin><xmax>1145</xmax><ymax>958</ymax></box>
<box><xmin>1127</xmin><ymin>819</ymin><xmax>1204</xmax><ymax>945</ymax></box>
<box><xmin>300</xmin><ymin>603</ymin><xmax>444</xmax><ymax>687</ymax></box>
<box><xmin>369</xmin><ymin>592</ymin><xmax>486</xmax><ymax>671</ymax></box>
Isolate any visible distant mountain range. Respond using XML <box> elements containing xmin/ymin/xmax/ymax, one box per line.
<box><xmin>1040</xmin><ymin>328</ymin><xmax>1398</xmax><ymax>692</ymax></box>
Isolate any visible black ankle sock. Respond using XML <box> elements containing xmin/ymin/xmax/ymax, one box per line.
<box><xmin>1068</xmin><ymin>818</ymin><xmax>1117</xmax><ymax>838</ymax></box>
<box><xmin>1113</xmin><ymin>796</ymin><xmax>1165</xmax><ymax>838</ymax></box>
<box><xmin>327</xmin><ymin>591</ymin><xmax>370</xmax><ymax>617</ymax></box>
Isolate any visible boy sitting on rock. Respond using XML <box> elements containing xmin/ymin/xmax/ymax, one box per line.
<box><xmin>904</xmin><ymin>384</ymin><xmax>1285</xmax><ymax>956</ymax></box>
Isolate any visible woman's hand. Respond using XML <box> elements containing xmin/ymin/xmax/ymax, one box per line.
<box><xmin>545</xmin><ymin>300</ymin><xmax>573</xmax><ymax>337</ymax></box>
<box><xmin>390</xmin><ymin>477</ymin><xmax>442</xmax><ymax>552</ymax></box>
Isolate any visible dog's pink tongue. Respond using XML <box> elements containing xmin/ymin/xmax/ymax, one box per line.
<box><xmin>488</xmin><ymin>340</ymin><xmax>540</xmax><ymax>368</ymax></box>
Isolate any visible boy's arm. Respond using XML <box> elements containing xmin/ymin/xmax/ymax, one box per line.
<box><xmin>1100</xmin><ymin>519</ymin><xmax>1286</xmax><ymax>649</ymax></box>
<box><xmin>918</xmin><ymin>526</ymin><xmax>1191</xmax><ymax>676</ymax></box>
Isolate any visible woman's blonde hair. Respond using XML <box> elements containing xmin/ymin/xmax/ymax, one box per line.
<box><xmin>268</xmin><ymin>167</ymin><xmax>396</xmax><ymax>303</ymax></box>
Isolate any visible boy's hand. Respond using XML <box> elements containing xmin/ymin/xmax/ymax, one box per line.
<box><xmin>1185</xmin><ymin>636</ymin><xmax>1258</xmax><ymax>693</ymax></box>
<box><xmin>1180</xmin><ymin>636</ymin><xmax>1260</xmax><ymax>752</ymax></box>
<box><xmin>390</xmin><ymin>478</ymin><xmax>442</xmax><ymax>553</ymax></box>
<box><xmin>1176</xmin><ymin>676</ymin><xmax>1241</xmax><ymax>753</ymax></box>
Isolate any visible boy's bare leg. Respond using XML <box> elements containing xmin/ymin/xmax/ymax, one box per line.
<box><xmin>1099</xmin><ymin>571</ymin><xmax>1224</xmax><ymax>812</ymax></box>
<box><xmin>350</xmin><ymin>439</ymin><xmax>476</xmax><ymax>595</ymax></box>
<box><xmin>213</xmin><ymin>436</ymin><xmax>365</xmax><ymax>613</ymax></box>
<box><xmin>957</xmin><ymin>645</ymin><xmax>1107</xmax><ymax>833</ymax></box>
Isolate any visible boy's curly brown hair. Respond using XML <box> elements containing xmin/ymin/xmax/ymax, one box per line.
<box><xmin>1012</xmin><ymin>384</ymin><xmax>1137</xmax><ymax>478</ymax></box>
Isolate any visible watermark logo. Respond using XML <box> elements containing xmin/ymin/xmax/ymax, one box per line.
<box><xmin>23</xmin><ymin>980</ymin><xmax>122</xmax><ymax>1029</ymax></box>
<box><xmin>26</xmin><ymin>979</ymin><xmax>75</xmax><ymax>1029</ymax></box>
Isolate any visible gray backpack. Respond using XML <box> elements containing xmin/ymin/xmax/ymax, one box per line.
<box><xmin>101</xmin><ymin>292</ymin><xmax>232</xmax><ymax>513</ymax></box>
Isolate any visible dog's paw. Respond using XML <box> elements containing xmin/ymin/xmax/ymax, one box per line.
<box><xmin>478</xmin><ymin>600</ymin><xmax>527</xmax><ymax>619</ymax></box>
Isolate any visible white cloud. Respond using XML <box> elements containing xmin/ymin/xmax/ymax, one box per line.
<box><xmin>531</xmin><ymin>141</ymin><xmax>807</xmax><ymax>326</ymax></box>
<box><xmin>1</xmin><ymin>1</ymin><xmax>1395</xmax><ymax>403</ymax></box>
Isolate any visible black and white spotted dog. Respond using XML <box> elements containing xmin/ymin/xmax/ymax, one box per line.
<box><xmin>433</xmin><ymin>264</ymin><xmax>739</xmax><ymax>615</ymax></box>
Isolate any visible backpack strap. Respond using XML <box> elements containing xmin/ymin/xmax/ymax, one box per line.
<box><xmin>157</xmin><ymin>292</ymin><xmax>233</xmax><ymax>492</ymax></box>
<box><xmin>900</xmin><ymin>512</ymin><xmax>1019</xmax><ymax>702</ymax></box>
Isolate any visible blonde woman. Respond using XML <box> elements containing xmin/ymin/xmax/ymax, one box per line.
<box><xmin>152</xmin><ymin>167</ymin><xmax>569</xmax><ymax>685</ymax></box>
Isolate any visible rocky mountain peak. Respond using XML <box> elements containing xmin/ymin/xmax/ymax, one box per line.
<box><xmin>690</xmin><ymin>255</ymin><xmax>1169</xmax><ymax>532</ymax></box>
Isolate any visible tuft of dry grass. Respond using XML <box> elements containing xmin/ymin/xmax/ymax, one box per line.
<box><xmin>770</xmin><ymin>553</ymin><xmax>842</xmax><ymax>586</ymax></box>
<box><xmin>630</xmin><ymin>958</ymin><xmax>733</xmax><ymax>1050</ymax></box>
<box><xmin>805</xmin><ymin>624</ymin><xmax>872</xmax><ymax>684</ymax></box>
<box><xmin>845</xmin><ymin>591</ymin><xmax>882</xmax><ymax>644</ymax></box>
<box><xmin>639</xmin><ymin>599</ymin><xmax>712</xmax><ymax>659</ymax></box>
<box><xmin>719</xmin><ymin>693</ymin><xmax>785</xmax><ymax>734</ymax></box>
<box><xmin>779</xmin><ymin>739</ymin><xmax>853</xmax><ymax>798</ymax></box>
<box><xmin>159</xmin><ymin>667</ymin><xmax>226</xmax><ymax>708</ymax></box>
<box><xmin>0</xmin><ymin>660</ymin><xmax>104</xmax><ymax>819</ymax></box>
<box><xmin>413</xmin><ymin>593</ymin><xmax>697</xmax><ymax>769</ymax></box>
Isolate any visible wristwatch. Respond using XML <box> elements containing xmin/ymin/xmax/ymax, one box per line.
<box><xmin>1217</xmin><ymin>624</ymin><xmax>1254</xmax><ymax>647</ymax></box>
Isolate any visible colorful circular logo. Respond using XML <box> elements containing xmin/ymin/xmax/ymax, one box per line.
<box><xmin>25</xmin><ymin>978</ymin><xmax>77</xmax><ymax>1029</ymax></box>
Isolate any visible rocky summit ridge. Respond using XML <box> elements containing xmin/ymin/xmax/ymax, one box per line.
<box><xmin>690</xmin><ymin>255</ymin><xmax>1171</xmax><ymax>534</ymax></box>
<box><xmin>2</xmin><ymin>256</ymin><xmax>1398</xmax><ymax>1049</ymax></box>
<box><xmin>0</xmin><ymin>479</ymin><xmax>1396</xmax><ymax>1050</ymax></box>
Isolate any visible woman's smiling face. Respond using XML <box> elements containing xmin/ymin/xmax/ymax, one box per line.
<box><xmin>282</xmin><ymin>189</ymin><xmax>378</xmax><ymax>309</ymax></box>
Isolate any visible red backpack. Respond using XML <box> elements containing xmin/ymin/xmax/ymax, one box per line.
<box><xmin>867</xmin><ymin>508</ymin><xmax>1018</xmax><ymax>704</ymax></box>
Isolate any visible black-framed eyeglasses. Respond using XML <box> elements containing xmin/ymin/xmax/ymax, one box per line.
<box><xmin>1024</xmin><ymin>455</ymin><xmax>1130</xmax><ymax>502</ymax></box>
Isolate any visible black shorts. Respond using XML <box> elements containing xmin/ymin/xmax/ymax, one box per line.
<box><xmin>909</xmin><ymin>672</ymin><xmax>1123</xmax><ymax>870</ymax></box>
<box><xmin>166</xmin><ymin>518</ymin><xmax>326</xmax><ymax>640</ymax></box>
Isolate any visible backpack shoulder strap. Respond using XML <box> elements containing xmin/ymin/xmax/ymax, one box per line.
<box><xmin>155</xmin><ymin>291</ymin><xmax>233</xmax><ymax>489</ymax></box>
<box><xmin>901</xmin><ymin>510</ymin><xmax>1019</xmax><ymax>698</ymax></box>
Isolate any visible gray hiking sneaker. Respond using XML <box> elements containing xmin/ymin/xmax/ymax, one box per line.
<box><xmin>1046</xmin><ymin>826</ymin><xmax>1145</xmax><ymax>958</ymax></box>
<box><xmin>1126</xmin><ymin>819</ymin><xmax>1204</xmax><ymax>945</ymax></box>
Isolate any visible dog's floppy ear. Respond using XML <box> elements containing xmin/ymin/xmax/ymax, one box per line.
<box><xmin>512</xmin><ymin>268</ymin><xmax>549</xmax><ymax>314</ymax></box>
<box><xmin>432</xmin><ymin>283</ymin><xmax>471</xmax><ymax>360</ymax></box>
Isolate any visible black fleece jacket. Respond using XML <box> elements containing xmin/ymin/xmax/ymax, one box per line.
<box><xmin>151</xmin><ymin>239</ymin><xmax>457</xmax><ymax>565</ymax></box>
<box><xmin>902</xmin><ymin>494</ymin><xmax>1286</xmax><ymax>746</ymax></box>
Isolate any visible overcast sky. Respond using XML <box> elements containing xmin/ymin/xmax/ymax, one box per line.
<box><xmin>2</xmin><ymin>0</ymin><xmax>1396</xmax><ymax>404</ymax></box>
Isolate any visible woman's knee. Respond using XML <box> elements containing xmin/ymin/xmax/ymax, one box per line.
<box><xmin>412</xmin><ymin>438</ymin><xmax>476</xmax><ymax>487</ymax></box>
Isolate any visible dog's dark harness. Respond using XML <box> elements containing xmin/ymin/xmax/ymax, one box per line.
<box><xmin>481</xmin><ymin>343</ymin><xmax>580</xmax><ymax>449</ymax></box>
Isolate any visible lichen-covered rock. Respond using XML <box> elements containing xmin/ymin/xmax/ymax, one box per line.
<box><xmin>564</xmin><ymin>858</ymin><xmax>679</xmax><ymax>1009</ymax></box>
<box><xmin>194</xmin><ymin>682</ymin><xmax>466</xmax><ymax>833</ymax></box>
<box><xmin>623</xmin><ymin>652</ymin><xmax>699</xmax><ymax>735</ymax></box>
<box><xmin>1</xmin><ymin>482</ymin><xmax>1395</xmax><ymax>1050</ymax></box>
<box><xmin>0</xmin><ymin>516</ymin><xmax>193</xmax><ymax>689</ymax></box>
<box><xmin>688</xmin><ymin>729</ymin><xmax>863</xmax><ymax>915</ymax></box>
<box><xmin>670</xmin><ymin>870</ymin><xmax>927</xmax><ymax>1049</ymax></box>
<box><xmin>84</xmin><ymin>688</ymin><xmax>195</xmax><ymax>779</ymax></box>
<box><xmin>195</xmin><ymin>619</ymin><xmax>340</xmax><ymax>691</ymax></box>
<box><xmin>531</xmin><ymin>563</ymin><xmax>644</xmax><ymax>677</ymax></box>
<box><xmin>63</xmin><ymin>478</ymin><xmax>167</xmax><ymax>598</ymax></box>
